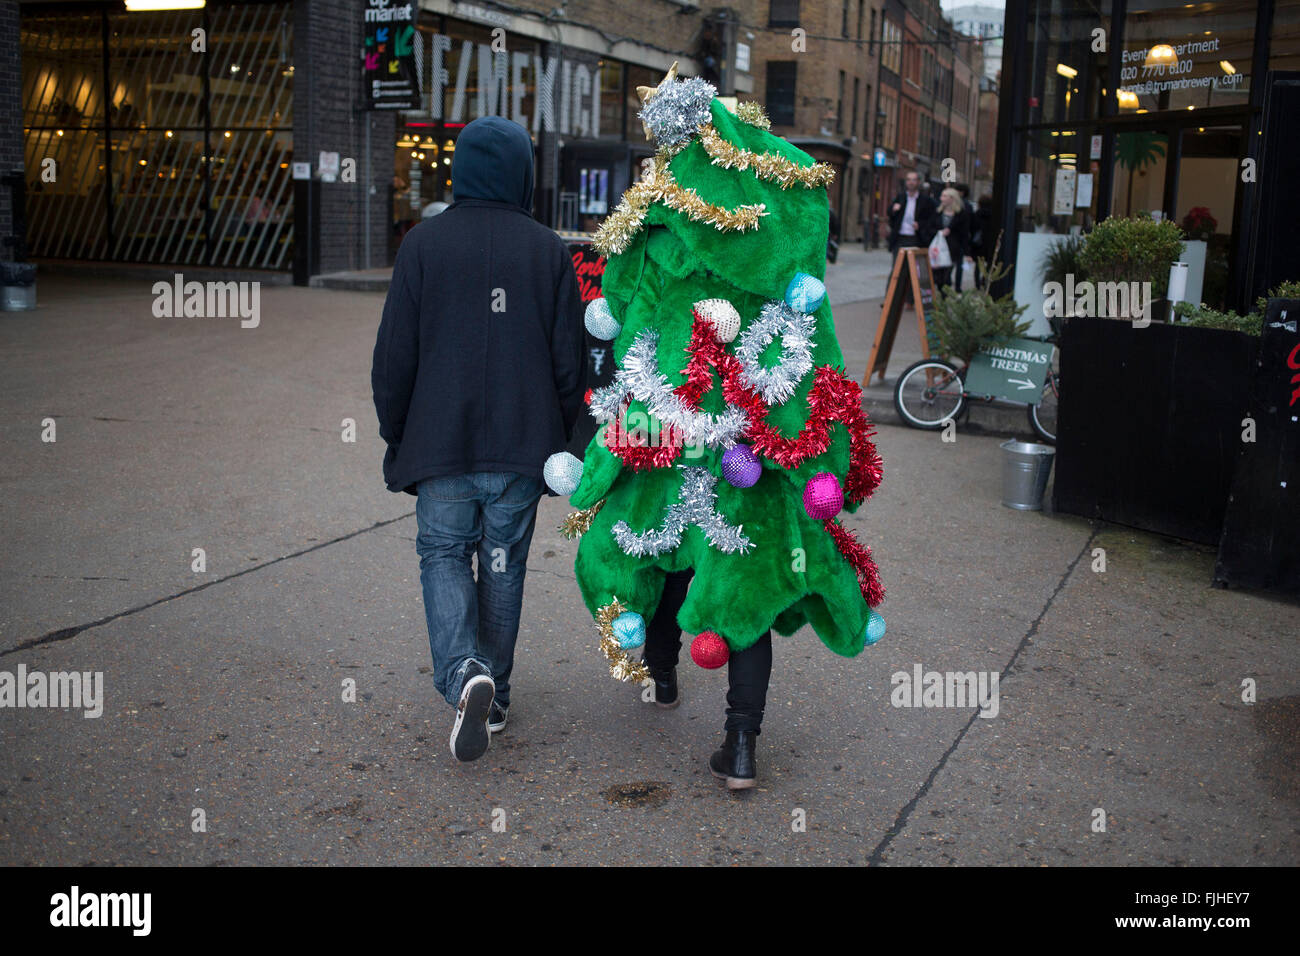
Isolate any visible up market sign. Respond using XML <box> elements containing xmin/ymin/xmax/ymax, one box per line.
<box><xmin>362</xmin><ymin>1</ymin><xmax>420</xmax><ymax>110</ymax></box>
<box><xmin>418</xmin><ymin>30</ymin><xmax>607</xmax><ymax>137</ymax></box>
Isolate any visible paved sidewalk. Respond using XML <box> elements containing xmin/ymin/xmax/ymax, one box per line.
<box><xmin>1</xmin><ymin>277</ymin><xmax>1295</xmax><ymax>865</ymax></box>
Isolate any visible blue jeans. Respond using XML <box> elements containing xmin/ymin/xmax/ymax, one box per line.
<box><xmin>415</xmin><ymin>472</ymin><xmax>543</xmax><ymax>709</ymax></box>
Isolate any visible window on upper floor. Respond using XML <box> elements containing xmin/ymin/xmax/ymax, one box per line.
<box><xmin>766</xmin><ymin>60</ymin><xmax>798</xmax><ymax>126</ymax></box>
<box><xmin>769</xmin><ymin>0</ymin><xmax>801</xmax><ymax>28</ymax></box>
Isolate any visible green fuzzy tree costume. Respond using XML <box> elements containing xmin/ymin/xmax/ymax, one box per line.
<box><xmin>550</xmin><ymin>65</ymin><xmax>886</xmax><ymax>681</ymax></box>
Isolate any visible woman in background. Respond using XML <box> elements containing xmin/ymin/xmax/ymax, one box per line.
<box><xmin>928</xmin><ymin>187</ymin><xmax>971</xmax><ymax>291</ymax></box>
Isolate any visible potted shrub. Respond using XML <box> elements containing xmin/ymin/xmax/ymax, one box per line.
<box><xmin>1078</xmin><ymin>214</ymin><xmax>1185</xmax><ymax>321</ymax></box>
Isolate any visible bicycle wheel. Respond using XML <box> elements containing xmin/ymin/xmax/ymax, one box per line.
<box><xmin>893</xmin><ymin>360</ymin><xmax>966</xmax><ymax>430</ymax></box>
<box><xmin>1028</xmin><ymin>368</ymin><xmax>1059</xmax><ymax>444</ymax></box>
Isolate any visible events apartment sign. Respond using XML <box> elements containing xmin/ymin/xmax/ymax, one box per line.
<box><xmin>416</xmin><ymin>30</ymin><xmax>609</xmax><ymax>137</ymax></box>
<box><xmin>362</xmin><ymin>1</ymin><xmax>420</xmax><ymax>111</ymax></box>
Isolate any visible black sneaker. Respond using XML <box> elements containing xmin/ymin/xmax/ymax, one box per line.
<box><xmin>449</xmin><ymin>663</ymin><xmax>494</xmax><ymax>762</ymax></box>
<box><xmin>488</xmin><ymin>701</ymin><xmax>508</xmax><ymax>734</ymax></box>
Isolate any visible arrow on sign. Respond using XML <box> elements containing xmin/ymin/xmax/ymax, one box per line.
<box><xmin>1008</xmin><ymin>378</ymin><xmax>1037</xmax><ymax>390</ymax></box>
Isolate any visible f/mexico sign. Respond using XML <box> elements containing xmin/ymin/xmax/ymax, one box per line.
<box><xmin>963</xmin><ymin>338</ymin><xmax>1054</xmax><ymax>404</ymax></box>
<box><xmin>407</xmin><ymin>28</ymin><xmax>609</xmax><ymax>137</ymax></box>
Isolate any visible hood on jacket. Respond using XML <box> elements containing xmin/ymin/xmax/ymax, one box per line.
<box><xmin>450</xmin><ymin>116</ymin><xmax>535</xmax><ymax>210</ymax></box>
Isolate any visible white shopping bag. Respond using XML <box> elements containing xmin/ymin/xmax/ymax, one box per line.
<box><xmin>928</xmin><ymin>232</ymin><xmax>952</xmax><ymax>269</ymax></box>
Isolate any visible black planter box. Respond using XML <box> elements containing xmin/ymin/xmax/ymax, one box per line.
<box><xmin>1053</xmin><ymin>316</ymin><xmax>1257</xmax><ymax>545</ymax></box>
<box><xmin>1214</xmin><ymin>300</ymin><xmax>1300</xmax><ymax>596</ymax></box>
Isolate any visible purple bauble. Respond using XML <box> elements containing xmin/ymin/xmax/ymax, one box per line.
<box><xmin>803</xmin><ymin>472</ymin><xmax>844</xmax><ymax>520</ymax></box>
<box><xmin>721</xmin><ymin>444</ymin><xmax>762</xmax><ymax>488</ymax></box>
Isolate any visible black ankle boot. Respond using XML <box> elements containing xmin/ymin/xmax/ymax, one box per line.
<box><xmin>709</xmin><ymin>730</ymin><xmax>757</xmax><ymax>790</ymax></box>
<box><xmin>643</xmin><ymin>661</ymin><xmax>679</xmax><ymax>709</ymax></box>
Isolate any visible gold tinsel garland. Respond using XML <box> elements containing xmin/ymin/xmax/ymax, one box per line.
<box><xmin>592</xmin><ymin>114</ymin><xmax>834</xmax><ymax>254</ymax></box>
<box><xmin>559</xmin><ymin>499</ymin><xmax>605</xmax><ymax>539</ymax></box>
<box><xmin>595</xmin><ymin>598</ymin><xmax>651</xmax><ymax>683</ymax></box>
<box><xmin>593</xmin><ymin>155</ymin><xmax>767</xmax><ymax>256</ymax></box>
<box><xmin>698</xmin><ymin>123</ymin><xmax>836</xmax><ymax>190</ymax></box>
<box><xmin>735</xmin><ymin>101</ymin><xmax>772</xmax><ymax>130</ymax></box>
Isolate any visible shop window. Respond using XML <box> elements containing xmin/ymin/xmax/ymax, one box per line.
<box><xmin>1119</xmin><ymin>0</ymin><xmax>1254</xmax><ymax>114</ymax></box>
<box><xmin>21</xmin><ymin>1</ymin><xmax>294</xmax><ymax>269</ymax></box>
<box><xmin>626</xmin><ymin>64</ymin><xmax>661</xmax><ymax>143</ymax></box>
<box><xmin>599</xmin><ymin>61</ymin><xmax>624</xmax><ymax>141</ymax></box>
<box><xmin>1023</xmin><ymin>0</ymin><xmax>1113</xmax><ymax>125</ymax></box>
<box><xmin>1270</xmin><ymin>0</ymin><xmax>1300</xmax><ymax>71</ymax></box>
<box><xmin>1017</xmin><ymin>127</ymin><xmax>1101</xmax><ymax>239</ymax></box>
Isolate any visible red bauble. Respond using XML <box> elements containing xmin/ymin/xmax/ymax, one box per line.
<box><xmin>690</xmin><ymin>631</ymin><xmax>730</xmax><ymax>669</ymax></box>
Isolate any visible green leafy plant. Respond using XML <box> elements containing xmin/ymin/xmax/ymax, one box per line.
<box><xmin>1079</xmin><ymin>215</ymin><xmax>1185</xmax><ymax>301</ymax></box>
<box><xmin>929</xmin><ymin>252</ymin><xmax>1030</xmax><ymax>365</ymax></box>
<box><xmin>1255</xmin><ymin>279</ymin><xmax>1300</xmax><ymax>313</ymax></box>
<box><xmin>1040</xmin><ymin>233</ymin><xmax>1087</xmax><ymax>290</ymax></box>
<box><xmin>1173</xmin><ymin>280</ymin><xmax>1300</xmax><ymax>336</ymax></box>
<box><xmin>1173</xmin><ymin>302</ymin><xmax>1262</xmax><ymax>336</ymax></box>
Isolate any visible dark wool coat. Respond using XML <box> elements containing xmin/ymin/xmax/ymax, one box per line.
<box><xmin>372</xmin><ymin>116</ymin><xmax>586</xmax><ymax>494</ymax></box>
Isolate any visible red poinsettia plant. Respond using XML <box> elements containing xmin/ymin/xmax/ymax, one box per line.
<box><xmin>1181</xmin><ymin>206</ymin><xmax>1218</xmax><ymax>240</ymax></box>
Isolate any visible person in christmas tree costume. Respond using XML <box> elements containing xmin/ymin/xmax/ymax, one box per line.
<box><xmin>543</xmin><ymin>64</ymin><xmax>887</xmax><ymax>790</ymax></box>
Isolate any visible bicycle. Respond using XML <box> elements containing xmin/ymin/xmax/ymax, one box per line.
<box><xmin>892</xmin><ymin>341</ymin><xmax>1060</xmax><ymax>444</ymax></box>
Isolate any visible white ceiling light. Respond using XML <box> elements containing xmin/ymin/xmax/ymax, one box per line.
<box><xmin>125</xmin><ymin>1</ymin><xmax>206</xmax><ymax>10</ymax></box>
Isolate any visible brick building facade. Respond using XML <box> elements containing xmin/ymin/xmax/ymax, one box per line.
<box><xmin>5</xmin><ymin>0</ymin><xmax>994</xmax><ymax>276</ymax></box>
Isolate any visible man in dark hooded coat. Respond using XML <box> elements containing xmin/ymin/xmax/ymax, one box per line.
<box><xmin>372</xmin><ymin>116</ymin><xmax>586</xmax><ymax>762</ymax></box>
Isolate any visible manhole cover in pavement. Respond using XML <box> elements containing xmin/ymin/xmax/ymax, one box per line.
<box><xmin>603</xmin><ymin>781</ymin><xmax>672</xmax><ymax>808</ymax></box>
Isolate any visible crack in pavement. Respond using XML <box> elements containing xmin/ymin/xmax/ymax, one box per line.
<box><xmin>864</xmin><ymin>524</ymin><xmax>1100</xmax><ymax>866</ymax></box>
<box><xmin>1</xmin><ymin>512</ymin><xmax>415</xmax><ymax>659</ymax></box>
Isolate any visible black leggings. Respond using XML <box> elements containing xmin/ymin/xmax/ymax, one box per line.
<box><xmin>642</xmin><ymin>569</ymin><xmax>772</xmax><ymax>734</ymax></box>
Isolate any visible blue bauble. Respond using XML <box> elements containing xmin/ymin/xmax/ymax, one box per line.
<box><xmin>721</xmin><ymin>443</ymin><xmax>762</xmax><ymax>488</ymax></box>
<box><xmin>785</xmin><ymin>272</ymin><xmax>826</xmax><ymax>314</ymax></box>
<box><xmin>864</xmin><ymin>610</ymin><xmax>887</xmax><ymax>646</ymax></box>
<box><xmin>543</xmin><ymin>451</ymin><xmax>584</xmax><ymax>496</ymax></box>
<box><xmin>612</xmin><ymin>611</ymin><xmax>646</xmax><ymax>650</ymax></box>
<box><xmin>584</xmin><ymin>297</ymin><xmax>622</xmax><ymax>340</ymax></box>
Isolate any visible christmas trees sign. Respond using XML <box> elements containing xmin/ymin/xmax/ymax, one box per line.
<box><xmin>545</xmin><ymin>63</ymin><xmax>887</xmax><ymax>682</ymax></box>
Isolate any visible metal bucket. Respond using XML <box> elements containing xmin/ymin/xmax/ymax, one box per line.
<box><xmin>1</xmin><ymin>262</ymin><xmax>36</xmax><ymax>312</ymax></box>
<box><xmin>1000</xmin><ymin>439</ymin><xmax>1056</xmax><ymax>511</ymax></box>
<box><xmin>1</xmin><ymin>283</ymin><xmax>36</xmax><ymax>311</ymax></box>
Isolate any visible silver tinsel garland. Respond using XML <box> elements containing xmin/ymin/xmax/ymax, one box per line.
<box><xmin>611</xmin><ymin>467</ymin><xmax>753</xmax><ymax>557</ymax></box>
<box><xmin>589</xmin><ymin>329</ymin><xmax>749</xmax><ymax>448</ymax></box>
<box><xmin>639</xmin><ymin>76</ymin><xmax>716</xmax><ymax>149</ymax></box>
<box><xmin>733</xmin><ymin>301</ymin><xmax>818</xmax><ymax>406</ymax></box>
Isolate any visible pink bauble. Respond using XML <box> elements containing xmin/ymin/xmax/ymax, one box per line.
<box><xmin>803</xmin><ymin>472</ymin><xmax>844</xmax><ymax>520</ymax></box>
<box><xmin>721</xmin><ymin>444</ymin><xmax>762</xmax><ymax>488</ymax></box>
<box><xmin>690</xmin><ymin>631</ymin><xmax>730</xmax><ymax>669</ymax></box>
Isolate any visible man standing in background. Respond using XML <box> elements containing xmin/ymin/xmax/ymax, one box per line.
<box><xmin>887</xmin><ymin>169</ymin><xmax>936</xmax><ymax>254</ymax></box>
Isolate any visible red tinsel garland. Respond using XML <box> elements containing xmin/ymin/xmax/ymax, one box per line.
<box><xmin>602</xmin><ymin>399</ymin><xmax>684</xmax><ymax>470</ymax></box>
<box><xmin>823</xmin><ymin>517</ymin><xmax>885</xmax><ymax>607</ymax></box>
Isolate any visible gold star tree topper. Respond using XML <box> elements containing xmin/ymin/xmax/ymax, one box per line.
<box><xmin>635</xmin><ymin>60</ymin><xmax>679</xmax><ymax>139</ymax></box>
